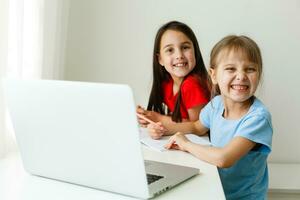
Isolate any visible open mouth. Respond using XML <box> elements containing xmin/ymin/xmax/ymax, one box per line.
<box><xmin>173</xmin><ymin>62</ymin><xmax>188</xmax><ymax>68</ymax></box>
<box><xmin>231</xmin><ymin>85</ymin><xmax>249</xmax><ymax>91</ymax></box>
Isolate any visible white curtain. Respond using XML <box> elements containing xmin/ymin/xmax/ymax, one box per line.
<box><xmin>0</xmin><ymin>0</ymin><xmax>9</xmax><ymax>158</ymax></box>
<box><xmin>0</xmin><ymin>0</ymin><xmax>69</xmax><ymax>158</ymax></box>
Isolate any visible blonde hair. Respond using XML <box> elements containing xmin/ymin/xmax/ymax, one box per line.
<box><xmin>209</xmin><ymin>35</ymin><xmax>262</xmax><ymax>97</ymax></box>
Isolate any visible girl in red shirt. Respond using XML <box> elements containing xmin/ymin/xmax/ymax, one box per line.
<box><xmin>137</xmin><ymin>21</ymin><xmax>211</xmax><ymax>139</ymax></box>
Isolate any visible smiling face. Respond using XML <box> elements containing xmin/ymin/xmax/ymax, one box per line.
<box><xmin>158</xmin><ymin>30</ymin><xmax>196</xmax><ymax>83</ymax></box>
<box><xmin>210</xmin><ymin>49</ymin><xmax>260</xmax><ymax>105</ymax></box>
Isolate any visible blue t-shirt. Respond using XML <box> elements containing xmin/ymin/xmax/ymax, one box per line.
<box><xmin>200</xmin><ymin>95</ymin><xmax>273</xmax><ymax>200</ymax></box>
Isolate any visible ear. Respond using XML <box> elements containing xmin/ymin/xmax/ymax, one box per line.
<box><xmin>209</xmin><ymin>67</ymin><xmax>218</xmax><ymax>84</ymax></box>
<box><xmin>157</xmin><ymin>53</ymin><xmax>164</xmax><ymax>66</ymax></box>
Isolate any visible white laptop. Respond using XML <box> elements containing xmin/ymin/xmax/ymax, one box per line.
<box><xmin>4</xmin><ymin>79</ymin><xmax>198</xmax><ymax>199</ymax></box>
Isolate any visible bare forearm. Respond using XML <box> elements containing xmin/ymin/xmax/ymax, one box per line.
<box><xmin>184</xmin><ymin>136</ymin><xmax>257</xmax><ymax>168</ymax></box>
<box><xmin>184</xmin><ymin>142</ymin><xmax>228</xmax><ymax>168</ymax></box>
<box><xmin>160</xmin><ymin>117</ymin><xmax>204</xmax><ymax>136</ymax></box>
<box><xmin>165</xmin><ymin>121</ymin><xmax>196</xmax><ymax>135</ymax></box>
<box><xmin>157</xmin><ymin>114</ymin><xmax>177</xmax><ymax>125</ymax></box>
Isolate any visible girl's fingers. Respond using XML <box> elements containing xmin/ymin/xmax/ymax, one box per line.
<box><xmin>147</xmin><ymin>123</ymin><xmax>155</xmax><ymax>129</ymax></box>
<box><xmin>170</xmin><ymin>143</ymin><xmax>179</xmax><ymax>149</ymax></box>
<box><xmin>148</xmin><ymin>123</ymin><xmax>161</xmax><ymax>131</ymax></box>
<box><xmin>149</xmin><ymin>130</ymin><xmax>162</xmax><ymax>139</ymax></box>
<box><xmin>138</xmin><ymin>119</ymin><xmax>147</xmax><ymax>124</ymax></box>
<box><xmin>137</xmin><ymin>105</ymin><xmax>144</xmax><ymax>109</ymax></box>
<box><xmin>164</xmin><ymin>141</ymin><xmax>172</xmax><ymax>149</ymax></box>
<box><xmin>149</xmin><ymin>129</ymin><xmax>163</xmax><ymax>139</ymax></box>
<box><xmin>165</xmin><ymin>141</ymin><xmax>177</xmax><ymax>149</ymax></box>
<box><xmin>147</xmin><ymin>122</ymin><xmax>165</xmax><ymax>140</ymax></box>
<box><xmin>150</xmin><ymin>135</ymin><xmax>161</xmax><ymax>140</ymax></box>
<box><xmin>136</xmin><ymin>105</ymin><xmax>146</xmax><ymax>114</ymax></box>
<box><xmin>154</xmin><ymin>122</ymin><xmax>166</xmax><ymax>132</ymax></box>
<box><xmin>165</xmin><ymin>136</ymin><xmax>176</xmax><ymax>149</ymax></box>
<box><xmin>138</xmin><ymin>119</ymin><xmax>149</xmax><ymax>127</ymax></box>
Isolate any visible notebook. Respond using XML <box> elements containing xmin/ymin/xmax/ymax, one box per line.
<box><xmin>139</xmin><ymin>127</ymin><xmax>211</xmax><ymax>152</ymax></box>
<box><xmin>4</xmin><ymin>79</ymin><xmax>199</xmax><ymax>199</ymax></box>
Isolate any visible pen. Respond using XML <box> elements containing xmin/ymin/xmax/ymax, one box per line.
<box><xmin>136</xmin><ymin>113</ymin><xmax>156</xmax><ymax>125</ymax></box>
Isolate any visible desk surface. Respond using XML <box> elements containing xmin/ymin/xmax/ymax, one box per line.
<box><xmin>0</xmin><ymin>146</ymin><xmax>225</xmax><ymax>200</ymax></box>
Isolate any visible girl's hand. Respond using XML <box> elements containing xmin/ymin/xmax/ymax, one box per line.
<box><xmin>147</xmin><ymin>122</ymin><xmax>168</xmax><ymax>140</ymax></box>
<box><xmin>164</xmin><ymin>132</ymin><xmax>190</xmax><ymax>151</ymax></box>
<box><xmin>136</xmin><ymin>105</ymin><xmax>162</xmax><ymax>127</ymax></box>
<box><xmin>136</xmin><ymin>105</ymin><xmax>148</xmax><ymax>127</ymax></box>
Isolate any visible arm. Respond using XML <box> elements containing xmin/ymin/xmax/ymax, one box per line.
<box><xmin>156</xmin><ymin>104</ymin><xmax>206</xmax><ymax>135</ymax></box>
<box><xmin>147</xmin><ymin>118</ymin><xmax>208</xmax><ymax>140</ymax></box>
<box><xmin>136</xmin><ymin>105</ymin><xmax>169</xmax><ymax>125</ymax></box>
<box><xmin>159</xmin><ymin>104</ymin><xmax>205</xmax><ymax>123</ymax></box>
<box><xmin>137</xmin><ymin>102</ymin><xmax>205</xmax><ymax>124</ymax></box>
<box><xmin>147</xmin><ymin>105</ymin><xmax>208</xmax><ymax>139</ymax></box>
<box><xmin>163</xmin><ymin>119</ymin><xmax>208</xmax><ymax>136</ymax></box>
<box><xmin>187</xmin><ymin>104</ymin><xmax>205</xmax><ymax>121</ymax></box>
<box><xmin>137</xmin><ymin>104</ymin><xmax>207</xmax><ymax>139</ymax></box>
<box><xmin>166</xmin><ymin>133</ymin><xmax>256</xmax><ymax>168</ymax></box>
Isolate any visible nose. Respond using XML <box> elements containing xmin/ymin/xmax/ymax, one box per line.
<box><xmin>175</xmin><ymin>49</ymin><xmax>184</xmax><ymax>60</ymax></box>
<box><xmin>236</xmin><ymin>71</ymin><xmax>247</xmax><ymax>81</ymax></box>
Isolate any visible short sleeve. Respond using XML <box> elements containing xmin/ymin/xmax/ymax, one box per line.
<box><xmin>181</xmin><ymin>77</ymin><xmax>209</xmax><ymax>109</ymax></box>
<box><xmin>200</xmin><ymin>96</ymin><xmax>222</xmax><ymax>129</ymax></box>
<box><xmin>236</xmin><ymin>114</ymin><xmax>273</xmax><ymax>154</ymax></box>
<box><xmin>200</xmin><ymin>102</ymin><xmax>213</xmax><ymax>129</ymax></box>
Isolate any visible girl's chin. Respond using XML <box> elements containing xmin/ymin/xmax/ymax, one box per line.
<box><xmin>231</xmin><ymin>95</ymin><xmax>252</xmax><ymax>103</ymax></box>
<box><xmin>172</xmin><ymin>71</ymin><xmax>190</xmax><ymax>78</ymax></box>
<box><xmin>223</xmin><ymin>92</ymin><xmax>251</xmax><ymax>101</ymax></box>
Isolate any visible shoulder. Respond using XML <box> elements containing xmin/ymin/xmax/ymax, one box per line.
<box><xmin>207</xmin><ymin>95</ymin><xmax>222</xmax><ymax>110</ymax></box>
<box><xmin>200</xmin><ymin>95</ymin><xmax>222</xmax><ymax>128</ymax></box>
<box><xmin>180</xmin><ymin>75</ymin><xmax>210</xmax><ymax>106</ymax></box>
<box><xmin>236</xmin><ymin>97</ymin><xmax>273</xmax><ymax>152</ymax></box>
<box><xmin>201</xmin><ymin>95</ymin><xmax>222</xmax><ymax>115</ymax></box>
<box><xmin>181</xmin><ymin>75</ymin><xmax>200</xmax><ymax>88</ymax></box>
<box><xmin>244</xmin><ymin>97</ymin><xmax>272</xmax><ymax>126</ymax></box>
<box><xmin>181</xmin><ymin>75</ymin><xmax>205</xmax><ymax>95</ymax></box>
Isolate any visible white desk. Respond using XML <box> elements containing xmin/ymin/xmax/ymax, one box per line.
<box><xmin>0</xmin><ymin>146</ymin><xmax>225</xmax><ymax>200</ymax></box>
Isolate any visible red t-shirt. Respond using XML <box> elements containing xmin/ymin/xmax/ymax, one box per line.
<box><xmin>162</xmin><ymin>75</ymin><xmax>209</xmax><ymax>119</ymax></box>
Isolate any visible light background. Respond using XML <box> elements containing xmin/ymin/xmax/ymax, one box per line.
<box><xmin>62</xmin><ymin>0</ymin><xmax>300</xmax><ymax>163</ymax></box>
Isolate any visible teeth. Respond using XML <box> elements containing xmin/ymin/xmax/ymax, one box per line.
<box><xmin>232</xmin><ymin>85</ymin><xmax>248</xmax><ymax>90</ymax></box>
<box><xmin>174</xmin><ymin>63</ymin><xmax>186</xmax><ymax>67</ymax></box>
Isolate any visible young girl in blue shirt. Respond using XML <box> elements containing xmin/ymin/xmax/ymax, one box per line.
<box><xmin>151</xmin><ymin>35</ymin><xmax>273</xmax><ymax>199</ymax></box>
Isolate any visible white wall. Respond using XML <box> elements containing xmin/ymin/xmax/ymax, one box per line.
<box><xmin>42</xmin><ymin>0</ymin><xmax>70</xmax><ymax>79</ymax></box>
<box><xmin>63</xmin><ymin>0</ymin><xmax>300</xmax><ymax>163</ymax></box>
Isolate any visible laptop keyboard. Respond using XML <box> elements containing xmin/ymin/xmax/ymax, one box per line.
<box><xmin>146</xmin><ymin>174</ymin><xmax>164</xmax><ymax>184</ymax></box>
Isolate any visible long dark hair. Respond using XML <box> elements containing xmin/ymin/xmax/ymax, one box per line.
<box><xmin>147</xmin><ymin>21</ymin><xmax>211</xmax><ymax>122</ymax></box>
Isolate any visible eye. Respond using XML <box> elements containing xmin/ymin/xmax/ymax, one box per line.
<box><xmin>182</xmin><ymin>45</ymin><xmax>191</xmax><ymax>50</ymax></box>
<box><xmin>165</xmin><ymin>47</ymin><xmax>173</xmax><ymax>53</ymax></box>
<box><xmin>246</xmin><ymin>66</ymin><xmax>257</xmax><ymax>72</ymax></box>
<box><xmin>225</xmin><ymin>67</ymin><xmax>235</xmax><ymax>72</ymax></box>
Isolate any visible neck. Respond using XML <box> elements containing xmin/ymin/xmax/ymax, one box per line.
<box><xmin>222</xmin><ymin>98</ymin><xmax>253</xmax><ymax>120</ymax></box>
<box><xmin>171</xmin><ymin>76</ymin><xmax>184</xmax><ymax>86</ymax></box>
<box><xmin>171</xmin><ymin>76</ymin><xmax>184</xmax><ymax>95</ymax></box>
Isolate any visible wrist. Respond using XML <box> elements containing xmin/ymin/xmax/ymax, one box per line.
<box><xmin>183</xmin><ymin>140</ymin><xmax>192</xmax><ymax>151</ymax></box>
<box><xmin>154</xmin><ymin>111</ymin><xmax>162</xmax><ymax>121</ymax></box>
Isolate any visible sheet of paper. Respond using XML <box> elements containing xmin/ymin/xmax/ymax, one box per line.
<box><xmin>139</xmin><ymin>127</ymin><xmax>211</xmax><ymax>152</ymax></box>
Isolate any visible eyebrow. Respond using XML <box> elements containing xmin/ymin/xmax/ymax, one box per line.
<box><xmin>224</xmin><ymin>63</ymin><xmax>235</xmax><ymax>66</ymax></box>
<box><xmin>162</xmin><ymin>41</ymin><xmax>192</xmax><ymax>50</ymax></box>
<box><xmin>162</xmin><ymin>44</ymin><xmax>173</xmax><ymax>50</ymax></box>
<box><xmin>223</xmin><ymin>63</ymin><xmax>257</xmax><ymax>67</ymax></box>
